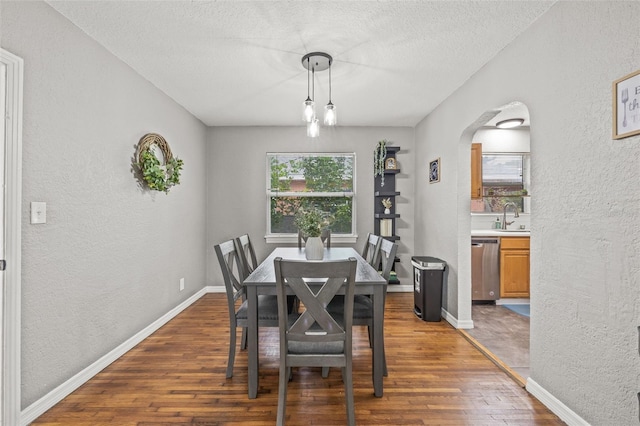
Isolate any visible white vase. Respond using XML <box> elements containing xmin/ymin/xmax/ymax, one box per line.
<box><xmin>384</xmin><ymin>208</ymin><xmax>391</xmax><ymax>214</ymax></box>
<box><xmin>305</xmin><ymin>236</ymin><xmax>324</xmax><ymax>260</ymax></box>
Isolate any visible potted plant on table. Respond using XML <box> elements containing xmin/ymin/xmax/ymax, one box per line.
<box><xmin>294</xmin><ymin>207</ymin><xmax>331</xmax><ymax>260</ymax></box>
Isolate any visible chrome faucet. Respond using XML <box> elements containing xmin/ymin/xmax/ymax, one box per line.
<box><xmin>502</xmin><ymin>202</ymin><xmax>520</xmax><ymax>230</ymax></box>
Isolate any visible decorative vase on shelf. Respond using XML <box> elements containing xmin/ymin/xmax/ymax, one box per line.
<box><xmin>384</xmin><ymin>208</ymin><xmax>391</xmax><ymax>214</ymax></box>
<box><xmin>305</xmin><ymin>236</ymin><xmax>324</xmax><ymax>260</ymax></box>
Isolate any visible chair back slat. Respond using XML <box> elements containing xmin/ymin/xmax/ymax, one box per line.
<box><xmin>379</xmin><ymin>239</ymin><xmax>399</xmax><ymax>282</ymax></box>
<box><xmin>274</xmin><ymin>257</ymin><xmax>356</xmax><ymax>344</ymax></box>
<box><xmin>286</xmin><ymin>276</ymin><xmax>346</xmax><ymax>342</ymax></box>
<box><xmin>361</xmin><ymin>233</ymin><xmax>382</xmax><ymax>267</ymax></box>
<box><xmin>234</xmin><ymin>234</ymin><xmax>258</xmax><ymax>280</ymax></box>
<box><xmin>215</xmin><ymin>239</ymin><xmax>245</xmax><ymax>297</ymax></box>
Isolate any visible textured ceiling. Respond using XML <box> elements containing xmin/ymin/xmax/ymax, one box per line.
<box><xmin>46</xmin><ymin>1</ymin><xmax>553</xmax><ymax>127</ymax></box>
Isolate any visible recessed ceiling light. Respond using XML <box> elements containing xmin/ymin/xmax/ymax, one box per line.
<box><xmin>496</xmin><ymin>118</ymin><xmax>524</xmax><ymax>129</ymax></box>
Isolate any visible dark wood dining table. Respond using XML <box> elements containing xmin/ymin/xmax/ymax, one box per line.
<box><xmin>243</xmin><ymin>247</ymin><xmax>388</xmax><ymax>399</ymax></box>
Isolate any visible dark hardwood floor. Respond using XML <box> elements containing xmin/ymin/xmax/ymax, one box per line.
<box><xmin>32</xmin><ymin>293</ymin><xmax>562</xmax><ymax>425</ymax></box>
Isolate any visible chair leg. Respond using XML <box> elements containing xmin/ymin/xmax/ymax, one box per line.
<box><xmin>226</xmin><ymin>326</ymin><xmax>237</xmax><ymax>379</ymax></box>
<box><xmin>343</xmin><ymin>364</ymin><xmax>355</xmax><ymax>426</ymax></box>
<box><xmin>277</xmin><ymin>363</ymin><xmax>289</xmax><ymax>426</ymax></box>
<box><xmin>383</xmin><ymin>347</ymin><xmax>388</xmax><ymax>377</ymax></box>
<box><xmin>321</xmin><ymin>367</ymin><xmax>330</xmax><ymax>378</ymax></box>
<box><xmin>240</xmin><ymin>327</ymin><xmax>247</xmax><ymax>350</ymax></box>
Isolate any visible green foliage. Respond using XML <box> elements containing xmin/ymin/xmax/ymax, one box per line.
<box><xmin>138</xmin><ymin>149</ymin><xmax>184</xmax><ymax>193</ymax></box>
<box><xmin>294</xmin><ymin>206</ymin><xmax>331</xmax><ymax>237</ymax></box>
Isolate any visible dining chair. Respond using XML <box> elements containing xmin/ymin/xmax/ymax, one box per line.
<box><xmin>328</xmin><ymin>238</ymin><xmax>397</xmax><ymax>376</ymax></box>
<box><xmin>273</xmin><ymin>257</ymin><xmax>357</xmax><ymax>426</ymax></box>
<box><xmin>214</xmin><ymin>239</ymin><xmax>279</xmax><ymax>379</ymax></box>
<box><xmin>361</xmin><ymin>233</ymin><xmax>382</xmax><ymax>267</ymax></box>
<box><xmin>297</xmin><ymin>228</ymin><xmax>331</xmax><ymax>249</ymax></box>
<box><xmin>234</xmin><ymin>233</ymin><xmax>258</xmax><ymax>280</ymax></box>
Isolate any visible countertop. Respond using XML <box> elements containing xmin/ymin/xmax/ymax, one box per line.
<box><xmin>471</xmin><ymin>229</ymin><xmax>530</xmax><ymax>237</ymax></box>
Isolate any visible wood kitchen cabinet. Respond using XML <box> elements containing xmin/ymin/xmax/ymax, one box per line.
<box><xmin>471</xmin><ymin>143</ymin><xmax>482</xmax><ymax>199</ymax></box>
<box><xmin>500</xmin><ymin>237</ymin><xmax>530</xmax><ymax>298</ymax></box>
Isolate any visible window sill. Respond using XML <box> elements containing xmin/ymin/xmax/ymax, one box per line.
<box><xmin>265</xmin><ymin>234</ymin><xmax>358</xmax><ymax>245</ymax></box>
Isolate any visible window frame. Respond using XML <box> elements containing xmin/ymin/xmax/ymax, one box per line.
<box><xmin>265</xmin><ymin>152</ymin><xmax>357</xmax><ymax>244</ymax></box>
<box><xmin>471</xmin><ymin>152</ymin><xmax>530</xmax><ymax>214</ymax></box>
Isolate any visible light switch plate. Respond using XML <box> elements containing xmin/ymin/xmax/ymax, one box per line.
<box><xmin>31</xmin><ymin>202</ymin><xmax>46</xmax><ymax>224</ymax></box>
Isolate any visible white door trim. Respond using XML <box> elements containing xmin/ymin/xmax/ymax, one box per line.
<box><xmin>1</xmin><ymin>48</ymin><xmax>24</xmax><ymax>426</ymax></box>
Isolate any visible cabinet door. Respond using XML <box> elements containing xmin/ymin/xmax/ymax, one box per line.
<box><xmin>471</xmin><ymin>143</ymin><xmax>482</xmax><ymax>199</ymax></box>
<box><xmin>500</xmin><ymin>249</ymin><xmax>530</xmax><ymax>298</ymax></box>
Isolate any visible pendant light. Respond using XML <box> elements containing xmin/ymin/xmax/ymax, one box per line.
<box><xmin>324</xmin><ymin>57</ymin><xmax>337</xmax><ymax>126</ymax></box>
<box><xmin>301</xmin><ymin>52</ymin><xmax>334</xmax><ymax>137</ymax></box>
<box><xmin>306</xmin><ymin>67</ymin><xmax>320</xmax><ymax>137</ymax></box>
<box><xmin>302</xmin><ymin>57</ymin><xmax>315</xmax><ymax>123</ymax></box>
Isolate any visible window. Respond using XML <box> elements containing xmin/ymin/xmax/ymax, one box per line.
<box><xmin>471</xmin><ymin>153</ymin><xmax>530</xmax><ymax>214</ymax></box>
<box><xmin>266</xmin><ymin>153</ymin><xmax>355</xmax><ymax>240</ymax></box>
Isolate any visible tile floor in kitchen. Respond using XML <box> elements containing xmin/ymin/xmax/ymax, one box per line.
<box><xmin>464</xmin><ymin>303</ymin><xmax>530</xmax><ymax>382</ymax></box>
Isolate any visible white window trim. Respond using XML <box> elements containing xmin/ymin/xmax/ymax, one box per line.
<box><xmin>265</xmin><ymin>152</ymin><xmax>357</xmax><ymax>244</ymax></box>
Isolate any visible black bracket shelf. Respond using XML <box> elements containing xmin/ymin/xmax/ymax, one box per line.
<box><xmin>373</xmin><ymin>145</ymin><xmax>401</xmax><ymax>283</ymax></box>
<box><xmin>375</xmin><ymin>213</ymin><xmax>400</xmax><ymax>219</ymax></box>
<box><xmin>374</xmin><ymin>191</ymin><xmax>401</xmax><ymax>197</ymax></box>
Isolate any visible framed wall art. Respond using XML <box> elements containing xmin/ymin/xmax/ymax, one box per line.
<box><xmin>429</xmin><ymin>158</ymin><xmax>440</xmax><ymax>183</ymax></box>
<box><xmin>613</xmin><ymin>69</ymin><xmax>640</xmax><ymax>139</ymax></box>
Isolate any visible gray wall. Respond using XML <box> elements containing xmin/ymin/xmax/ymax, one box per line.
<box><xmin>206</xmin><ymin>126</ymin><xmax>415</xmax><ymax>287</ymax></box>
<box><xmin>415</xmin><ymin>1</ymin><xmax>640</xmax><ymax>424</ymax></box>
<box><xmin>1</xmin><ymin>2</ymin><xmax>208</xmax><ymax>408</ymax></box>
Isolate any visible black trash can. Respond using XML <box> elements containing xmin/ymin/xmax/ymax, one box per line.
<box><xmin>412</xmin><ymin>256</ymin><xmax>446</xmax><ymax>322</ymax></box>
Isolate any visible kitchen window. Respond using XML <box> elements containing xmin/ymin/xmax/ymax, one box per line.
<box><xmin>471</xmin><ymin>153</ymin><xmax>530</xmax><ymax>214</ymax></box>
<box><xmin>266</xmin><ymin>153</ymin><xmax>356</xmax><ymax>243</ymax></box>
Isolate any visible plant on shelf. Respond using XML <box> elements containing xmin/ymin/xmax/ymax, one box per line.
<box><xmin>294</xmin><ymin>206</ymin><xmax>331</xmax><ymax>237</ymax></box>
<box><xmin>374</xmin><ymin>139</ymin><xmax>388</xmax><ymax>187</ymax></box>
<box><xmin>382</xmin><ymin>198</ymin><xmax>392</xmax><ymax>214</ymax></box>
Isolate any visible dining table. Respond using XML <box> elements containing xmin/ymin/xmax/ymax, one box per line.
<box><xmin>243</xmin><ymin>247</ymin><xmax>388</xmax><ymax>399</ymax></box>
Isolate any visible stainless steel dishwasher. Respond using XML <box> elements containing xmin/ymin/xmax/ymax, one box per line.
<box><xmin>471</xmin><ymin>237</ymin><xmax>500</xmax><ymax>301</ymax></box>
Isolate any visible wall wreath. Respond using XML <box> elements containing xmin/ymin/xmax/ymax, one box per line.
<box><xmin>136</xmin><ymin>133</ymin><xmax>184</xmax><ymax>193</ymax></box>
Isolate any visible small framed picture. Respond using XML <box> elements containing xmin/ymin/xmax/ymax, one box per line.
<box><xmin>385</xmin><ymin>157</ymin><xmax>397</xmax><ymax>170</ymax></box>
<box><xmin>613</xmin><ymin>69</ymin><xmax>640</xmax><ymax>139</ymax></box>
<box><xmin>429</xmin><ymin>158</ymin><xmax>440</xmax><ymax>183</ymax></box>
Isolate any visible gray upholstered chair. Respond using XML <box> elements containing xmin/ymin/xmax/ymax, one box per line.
<box><xmin>214</xmin><ymin>239</ymin><xmax>279</xmax><ymax>378</ymax></box>
<box><xmin>234</xmin><ymin>233</ymin><xmax>258</xmax><ymax>280</ymax></box>
<box><xmin>273</xmin><ymin>257</ymin><xmax>357</xmax><ymax>426</ymax></box>
<box><xmin>297</xmin><ymin>228</ymin><xmax>331</xmax><ymax>249</ymax></box>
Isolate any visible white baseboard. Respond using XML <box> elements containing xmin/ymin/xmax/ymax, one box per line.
<box><xmin>20</xmin><ymin>287</ymin><xmax>214</xmax><ymax>425</ymax></box>
<box><xmin>526</xmin><ymin>378</ymin><xmax>589</xmax><ymax>426</ymax></box>
<box><xmin>496</xmin><ymin>298</ymin><xmax>529</xmax><ymax>305</ymax></box>
<box><xmin>442</xmin><ymin>307</ymin><xmax>474</xmax><ymax>329</ymax></box>
<box><xmin>387</xmin><ymin>284</ymin><xmax>412</xmax><ymax>293</ymax></box>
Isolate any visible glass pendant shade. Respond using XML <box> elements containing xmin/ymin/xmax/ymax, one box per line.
<box><xmin>302</xmin><ymin>98</ymin><xmax>315</xmax><ymax>123</ymax></box>
<box><xmin>307</xmin><ymin>117</ymin><xmax>320</xmax><ymax>138</ymax></box>
<box><xmin>324</xmin><ymin>102</ymin><xmax>337</xmax><ymax>126</ymax></box>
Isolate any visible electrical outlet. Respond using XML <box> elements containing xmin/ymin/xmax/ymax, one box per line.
<box><xmin>179</xmin><ymin>278</ymin><xmax>185</xmax><ymax>291</ymax></box>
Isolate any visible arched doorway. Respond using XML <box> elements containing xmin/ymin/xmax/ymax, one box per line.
<box><xmin>461</xmin><ymin>101</ymin><xmax>531</xmax><ymax>386</ymax></box>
